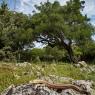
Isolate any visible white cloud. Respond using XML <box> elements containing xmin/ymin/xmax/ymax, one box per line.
<box><xmin>81</xmin><ymin>0</ymin><xmax>95</xmax><ymax>26</ymax></box>
<box><xmin>17</xmin><ymin>0</ymin><xmax>69</xmax><ymax>14</ymax></box>
<box><xmin>83</xmin><ymin>0</ymin><xmax>95</xmax><ymax>17</ymax></box>
<box><xmin>17</xmin><ymin>0</ymin><xmax>95</xmax><ymax>16</ymax></box>
<box><xmin>16</xmin><ymin>0</ymin><xmax>33</xmax><ymax>14</ymax></box>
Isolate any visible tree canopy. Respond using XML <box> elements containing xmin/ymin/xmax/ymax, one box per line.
<box><xmin>31</xmin><ymin>0</ymin><xmax>95</xmax><ymax>63</ymax></box>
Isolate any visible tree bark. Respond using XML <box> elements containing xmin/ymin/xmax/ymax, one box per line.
<box><xmin>66</xmin><ymin>45</ymin><xmax>78</xmax><ymax>63</ymax></box>
<box><xmin>59</xmin><ymin>31</ymin><xmax>78</xmax><ymax>63</ymax></box>
<box><xmin>61</xmin><ymin>40</ymin><xmax>78</xmax><ymax>63</ymax></box>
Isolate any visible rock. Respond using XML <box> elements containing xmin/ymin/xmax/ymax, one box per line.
<box><xmin>80</xmin><ymin>65</ymin><xmax>95</xmax><ymax>73</ymax></box>
<box><xmin>1</xmin><ymin>77</ymin><xmax>95</xmax><ymax>95</ymax></box>
<box><xmin>61</xmin><ymin>89</ymin><xmax>80</xmax><ymax>95</ymax></box>
<box><xmin>78</xmin><ymin>61</ymin><xmax>87</xmax><ymax>68</ymax></box>
<box><xmin>16</xmin><ymin>62</ymin><xmax>31</xmax><ymax>67</ymax></box>
<box><xmin>1</xmin><ymin>82</ymin><xmax>91</xmax><ymax>95</ymax></box>
<box><xmin>23</xmin><ymin>62</ymin><xmax>31</xmax><ymax>65</ymax></box>
<box><xmin>12</xmin><ymin>84</ymin><xmax>37</xmax><ymax>95</ymax></box>
<box><xmin>72</xmin><ymin>80</ymin><xmax>94</xmax><ymax>94</ymax></box>
<box><xmin>74</xmin><ymin>61</ymin><xmax>87</xmax><ymax>68</ymax></box>
<box><xmin>74</xmin><ymin>63</ymin><xmax>81</xmax><ymax>68</ymax></box>
<box><xmin>38</xmin><ymin>75</ymin><xmax>74</xmax><ymax>84</ymax></box>
<box><xmin>59</xmin><ymin>77</ymin><xmax>74</xmax><ymax>83</ymax></box>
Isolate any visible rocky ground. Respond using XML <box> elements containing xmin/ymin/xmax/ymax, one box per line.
<box><xmin>0</xmin><ymin>61</ymin><xmax>95</xmax><ymax>95</ymax></box>
<box><xmin>1</xmin><ymin>76</ymin><xmax>95</xmax><ymax>95</ymax></box>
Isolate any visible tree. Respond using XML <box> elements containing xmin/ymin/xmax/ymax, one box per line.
<box><xmin>31</xmin><ymin>0</ymin><xmax>94</xmax><ymax>63</ymax></box>
<box><xmin>0</xmin><ymin>1</ymin><xmax>34</xmax><ymax>61</ymax></box>
<box><xmin>0</xmin><ymin>0</ymin><xmax>11</xmax><ymax>49</ymax></box>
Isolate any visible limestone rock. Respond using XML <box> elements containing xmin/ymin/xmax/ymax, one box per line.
<box><xmin>1</xmin><ymin>77</ymin><xmax>94</xmax><ymax>95</ymax></box>
<box><xmin>72</xmin><ymin>80</ymin><xmax>94</xmax><ymax>95</ymax></box>
<box><xmin>78</xmin><ymin>61</ymin><xmax>87</xmax><ymax>68</ymax></box>
<box><xmin>74</xmin><ymin>61</ymin><xmax>87</xmax><ymax>68</ymax></box>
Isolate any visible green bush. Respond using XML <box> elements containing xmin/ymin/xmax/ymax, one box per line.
<box><xmin>0</xmin><ymin>47</ymin><xmax>16</xmax><ymax>62</ymax></box>
<box><xmin>0</xmin><ymin>50</ymin><xmax>5</xmax><ymax>60</ymax></box>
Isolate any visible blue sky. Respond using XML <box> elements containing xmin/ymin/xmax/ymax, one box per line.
<box><xmin>0</xmin><ymin>0</ymin><xmax>95</xmax><ymax>47</ymax></box>
<box><xmin>1</xmin><ymin>0</ymin><xmax>94</xmax><ymax>25</ymax></box>
<box><xmin>0</xmin><ymin>0</ymin><xmax>95</xmax><ymax>25</ymax></box>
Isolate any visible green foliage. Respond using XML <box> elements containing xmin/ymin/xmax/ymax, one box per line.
<box><xmin>29</xmin><ymin>47</ymin><xmax>67</xmax><ymax>62</ymax></box>
<box><xmin>0</xmin><ymin>0</ymin><xmax>95</xmax><ymax>62</ymax></box>
<box><xmin>43</xmin><ymin>46</ymin><xmax>66</xmax><ymax>61</ymax></box>
<box><xmin>0</xmin><ymin>46</ymin><xmax>16</xmax><ymax>62</ymax></box>
<box><xmin>32</xmin><ymin>0</ymin><xmax>94</xmax><ymax>42</ymax></box>
<box><xmin>0</xmin><ymin>1</ymin><xmax>33</xmax><ymax>61</ymax></box>
<box><xmin>0</xmin><ymin>50</ymin><xmax>5</xmax><ymax>60</ymax></box>
<box><xmin>81</xmin><ymin>41</ymin><xmax>95</xmax><ymax>62</ymax></box>
<box><xmin>20</xmin><ymin>50</ymin><xmax>32</xmax><ymax>62</ymax></box>
<box><xmin>31</xmin><ymin>48</ymin><xmax>44</xmax><ymax>59</ymax></box>
<box><xmin>72</xmin><ymin>45</ymin><xmax>82</xmax><ymax>61</ymax></box>
<box><xmin>31</xmin><ymin>0</ymin><xmax>94</xmax><ymax>63</ymax></box>
<box><xmin>33</xmin><ymin>56</ymin><xmax>41</xmax><ymax>63</ymax></box>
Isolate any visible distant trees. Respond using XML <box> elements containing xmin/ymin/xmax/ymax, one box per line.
<box><xmin>24</xmin><ymin>46</ymin><xmax>66</xmax><ymax>62</ymax></box>
<box><xmin>43</xmin><ymin>46</ymin><xmax>66</xmax><ymax>62</ymax></box>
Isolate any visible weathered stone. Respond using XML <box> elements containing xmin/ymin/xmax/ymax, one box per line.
<box><xmin>16</xmin><ymin>62</ymin><xmax>31</xmax><ymax>67</ymax></box>
<box><xmin>1</xmin><ymin>77</ymin><xmax>95</xmax><ymax>95</ymax></box>
<box><xmin>72</xmin><ymin>80</ymin><xmax>94</xmax><ymax>95</ymax></box>
<box><xmin>78</xmin><ymin>61</ymin><xmax>87</xmax><ymax>68</ymax></box>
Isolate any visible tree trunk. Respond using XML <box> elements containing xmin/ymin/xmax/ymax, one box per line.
<box><xmin>66</xmin><ymin>46</ymin><xmax>78</xmax><ymax>63</ymax></box>
<box><xmin>58</xmin><ymin>31</ymin><xmax>78</xmax><ymax>63</ymax></box>
<box><xmin>61</xmin><ymin>41</ymin><xmax>78</xmax><ymax>63</ymax></box>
